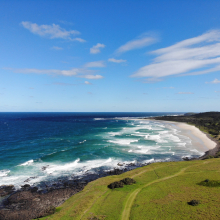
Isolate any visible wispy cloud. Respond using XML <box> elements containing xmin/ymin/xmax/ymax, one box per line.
<box><xmin>85</xmin><ymin>81</ymin><xmax>92</xmax><ymax>85</ymax></box>
<box><xmin>215</xmin><ymin>91</ymin><xmax>220</xmax><ymax>93</ymax></box>
<box><xmin>142</xmin><ymin>78</ymin><xmax>163</xmax><ymax>83</ymax></box>
<box><xmin>177</xmin><ymin>92</ymin><xmax>194</xmax><ymax>94</ymax></box>
<box><xmin>206</xmin><ymin>78</ymin><xmax>220</xmax><ymax>84</ymax></box>
<box><xmin>51</xmin><ymin>46</ymin><xmax>63</xmax><ymax>50</ymax></box>
<box><xmin>132</xmin><ymin>30</ymin><xmax>220</xmax><ymax>82</ymax></box>
<box><xmin>6</xmin><ymin>66</ymin><xmax>103</xmax><ymax>80</ymax></box>
<box><xmin>79</xmin><ymin>75</ymin><xmax>103</xmax><ymax>79</ymax></box>
<box><xmin>163</xmin><ymin>87</ymin><xmax>175</xmax><ymax>89</ymax></box>
<box><xmin>108</xmin><ymin>58</ymin><xmax>127</xmax><ymax>63</ymax></box>
<box><xmin>84</xmin><ymin>61</ymin><xmax>105</xmax><ymax>68</ymax></box>
<box><xmin>21</xmin><ymin>21</ymin><xmax>86</xmax><ymax>42</ymax></box>
<box><xmin>90</xmin><ymin>43</ymin><xmax>105</xmax><ymax>54</ymax></box>
<box><xmin>116</xmin><ymin>33</ymin><xmax>158</xmax><ymax>54</ymax></box>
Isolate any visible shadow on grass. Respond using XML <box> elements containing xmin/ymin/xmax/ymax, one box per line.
<box><xmin>198</xmin><ymin>179</ymin><xmax>220</xmax><ymax>187</ymax></box>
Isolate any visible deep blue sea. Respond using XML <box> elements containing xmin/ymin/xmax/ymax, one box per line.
<box><xmin>0</xmin><ymin>112</ymin><xmax>203</xmax><ymax>188</ymax></box>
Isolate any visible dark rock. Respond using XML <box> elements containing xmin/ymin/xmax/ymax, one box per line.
<box><xmin>41</xmin><ymin>165</ymin><xmax>49</xmax><ymax>171</ymax></box>
<box><xmin>204</xmin><ymin>179</ymin><xmax>209</xmax><ymax>182</ymax></box>
<box><xmin>108</xmin><ymin>168</ymin><xmax>124</xmax><ymax>175</ymax></box>
<box><xmin>182</xmin><ymin>157</ymin><xmax>190</xmax><ymax>161</ymax></box>
<box><xmin>43</xmin><ymin>206</ymin><xmax>56</xmax><ymax>216</ymax></box>
<box><xmin>117</xmin><ymin>163</ymin><xmax>124</xmax><ymax>166</ymax></box>
<box><xmin>0</xmin><ymin>185</ymin><xmax>15</xmax><ymax>197</ymax></box>
<box><xmin>0</xmin><ymin>183</ymin><xmax>86</xmax><ymax>220</ymax></box>
<box><xmin>21</xmin><ymin>184</ymin><xmax>30</xmax><ymax>190</ymax></box>
<box><xmin>24</xmin><ymin>177</ymin><xmax>37</xmax><ymax>183</ymax></box>
<box><xmin>30</xmin><ymin>187</ymin><xmax>38</xmax><ymax>193</ymax></box>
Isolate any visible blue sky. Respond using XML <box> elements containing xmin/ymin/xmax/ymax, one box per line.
<box><xmin>1</xmin><ymin>0</ymin><xmax>220</xmax><ymax>112</ymax></box>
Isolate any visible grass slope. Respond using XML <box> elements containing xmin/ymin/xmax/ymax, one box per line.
<box><xmin>40</xmin><ymin>158</ymin><xmax>220</xmax><ymax>220</ymax></box>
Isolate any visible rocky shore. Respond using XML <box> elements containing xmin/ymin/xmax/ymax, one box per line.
<box><xmin>0</xmin><ymin>150</ymin><xmax>217</xmax><ymax>220</ymax></box>
<box><xmin>2</xmin><ymin>112</ymin><xmax>219</xmax><ymax>220</ymax></box>
<box><xmin>0</xmin><ymin>163</ymin><xmax>143</xmax><ymax>220</ymax></box>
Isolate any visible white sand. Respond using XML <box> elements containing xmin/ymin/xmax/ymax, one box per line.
<box><xmin>145</xmin><ymin>119</ymin><xmax>217</xmax><ymax>152</ymax></box>
<box><xmin>170</xmin><ymin>122</ymin><xmax>216</xmax><ymax>152</ymax></box>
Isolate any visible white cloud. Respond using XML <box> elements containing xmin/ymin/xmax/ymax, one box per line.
<box><xmin>85</xmin><ymin>81</ymin><xmax>92</xmax><ymax>85</ymax></box>
<box><xmin>73</xmin><ymin>38</ymin><xmax>86</xmax><ymax>43</ymax></box>
<box><xmin>79</xmin><ymin>75</ymin><xmax>103</xmax><ymax>79</ymax></box>
<box><xmin>206</xmin><ymin>78</ymin><xmax>220</xmax><ymax>84</ymax></box>
<box><xmin>90</xmin><ymin>43</ymin><xmax>105</xmax><ymax>54</ymax></box>
<box><xmin>51</xmin><ymin>46</ymin><xmax>63</xmax><ymax>50</ymax></box>
<box><xmin>132</xmin><ymin>30</ymin><xmax>220</xmax><ymax>81</ymax></box>
<box><xmin>177</xmin><ymin>92</ymin><xmax>194</xmax><ymax>94</ymax></box>
<box><xmin>108</xmin><ymin>58</ymin><xmax>127</xmax><ymax>63</ymax></box>
<box><xmin>215</xmin><ymin>91</ymin><xmax>220</xmax><ymax>93</ymax></box>
<box><xmin>21</xmin><ymin>21</ymin><xmax>86</xmax><ymax>42</ymax></box>
<box><xmin>116</xmin><ymin>33</ymin><xmax>158</xmax><ymax>54</ymax></box>
<box><xmin>142</xmin><ymin>78</ymin><xmax>163</xmax><ymax>83</ymax></box>
<box><xmin>7</xmin><ymin>67</ymin><xmax>103</xmax><ymax>79</ymax></box>
<box><xmin>84</xmin><ymin>61</ymin><xmax>105</xmax><ymax>68</ymax></box>
<box><xmin>8</xmin><ymin>68</ymin><xmax>82</xmax><ymax>76</ymax></box>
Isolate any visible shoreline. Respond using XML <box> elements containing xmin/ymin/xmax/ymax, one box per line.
<box><xmin>141</xmin><ymin>118</ymin><xmax>220</xmax><ymax>160</ymax></box>
<box><xmin>1</xmin><ymin>117</ymin><xmax>220</xmax><ymax>219</ymax></box>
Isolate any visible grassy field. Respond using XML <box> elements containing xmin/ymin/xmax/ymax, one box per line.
<box><xmin>40</xmin><ymin>158</ymin><xmax>220</xmax><ymax>220</ymax></box>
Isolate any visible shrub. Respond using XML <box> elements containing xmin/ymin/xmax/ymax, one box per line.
<box><xmin>108</xmin><ymin>181</ymin><xmax>124</xmax><ymax>189</ymax></box>
<box><xmin>188</xmin><ymin>200</ymin><xmax>200</xmax><ymax>206</ymax></box>
<box><xmin>198</xmin><ymin>180</ymin><xmax>220</xmax><ymax>187</ymax></box>
<box><xmin>208</xmin><ymin>129</ymin><xmax>219</xmax><ymax>135</ymax></box>
<box><xmin>121</xmin><ymin>178</ymin><xmax>136</xmax><ymax>185</ymax></box>
<box><xmin>108</xmin><ymin>178</ymin><xmax>136</xmax><ymax>189</ymax></box>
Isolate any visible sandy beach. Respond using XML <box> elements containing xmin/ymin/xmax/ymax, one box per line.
<box><xmin>143</xmin><ymin>119</ymin><xmax>217</xmax><ymax>153</ymax></box>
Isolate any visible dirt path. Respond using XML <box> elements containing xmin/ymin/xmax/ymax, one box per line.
<box><xmin>121</xmin><ymin>162</ymin><xmax>204</xmax><ymax>220</ymax></box>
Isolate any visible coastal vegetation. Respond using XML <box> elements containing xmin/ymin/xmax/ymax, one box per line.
<box><xmin>39</xmin><ymin>158</ymin><xmax>220</xmax><ymax>220</ymax></box>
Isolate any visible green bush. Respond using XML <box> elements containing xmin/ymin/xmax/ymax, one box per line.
<box><xmin>188</xmin><ymin>200</ymin><xmax>200</xmax><ymax>206</ymax></box>
<box><xmin>121</xmin><ymin>178</ymin><xmax>136</xmax><ymax>185</ymax></box>
<box><xmin>198</xmin><ymin>180</ymin><xmax>220</xmax><ymax>187</ymax></box>
<box><xmin>108</xmin><ymin>178</ymin><xmax>136</xmax><ymax>189</ymax></box>
<box><xmin>108</xmin><ymin>181</ymin><xmax>124</xmax><ymax>189</ymax></box>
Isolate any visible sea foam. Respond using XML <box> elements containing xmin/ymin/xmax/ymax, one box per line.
<box><xmin>18</xmin><ymin>159</ymin><xmax>34</xmax><ymax>166</ymax></box>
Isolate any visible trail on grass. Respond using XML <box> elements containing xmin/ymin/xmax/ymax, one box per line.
<box><xmin>121</xmin><ymin>162</ymin><xmax>204</xmax><ymax>220</ymax></box>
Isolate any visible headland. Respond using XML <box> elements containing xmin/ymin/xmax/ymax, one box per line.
<box><xmin>0</xmin><ymin>112</ymin><xmax>220</xmax><ymax>219</ymax></box>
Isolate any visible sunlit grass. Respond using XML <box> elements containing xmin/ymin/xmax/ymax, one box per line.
<box><xmin>38</xmin><ymin>158</ymin><xmax>220</xmax><ymax>220</ymax></box>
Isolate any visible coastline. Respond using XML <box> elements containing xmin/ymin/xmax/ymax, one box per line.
<box><xmin>1</xmin><ymin>117</ymin><xmax>220</xmax><ymax>219</ymax></box>
<box><xmin>141</xmin><ymin>118</ymin><xmax>219</xmax><ymax>160</ymax></box>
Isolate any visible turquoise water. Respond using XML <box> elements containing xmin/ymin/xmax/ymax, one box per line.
<box><xmin>0</xmin><ymin>112</ymin><xmax>203</xmax><ymax>188</ymax></box>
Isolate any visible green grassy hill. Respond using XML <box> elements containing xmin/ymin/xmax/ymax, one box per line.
<box><xmin>40</xmin><ymin>158</ymin><xmax>220</xmax><ymax>220</ymax></box>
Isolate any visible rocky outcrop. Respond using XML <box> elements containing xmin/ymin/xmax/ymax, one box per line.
<box><xmin>0</xmin><ymin>183</ymin><xmax>86</xmax><ymax>220</ymax></box>
<box><xmin>0</xmin><ymin>185</ymin><xmax>15</xmax><ymax>197</ymax></box>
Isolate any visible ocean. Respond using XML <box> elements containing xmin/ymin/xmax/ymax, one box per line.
<box><xmin>0</xmin><ymin>112</ymin><xmax>203</xmax><ymax>189</ymax></box>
